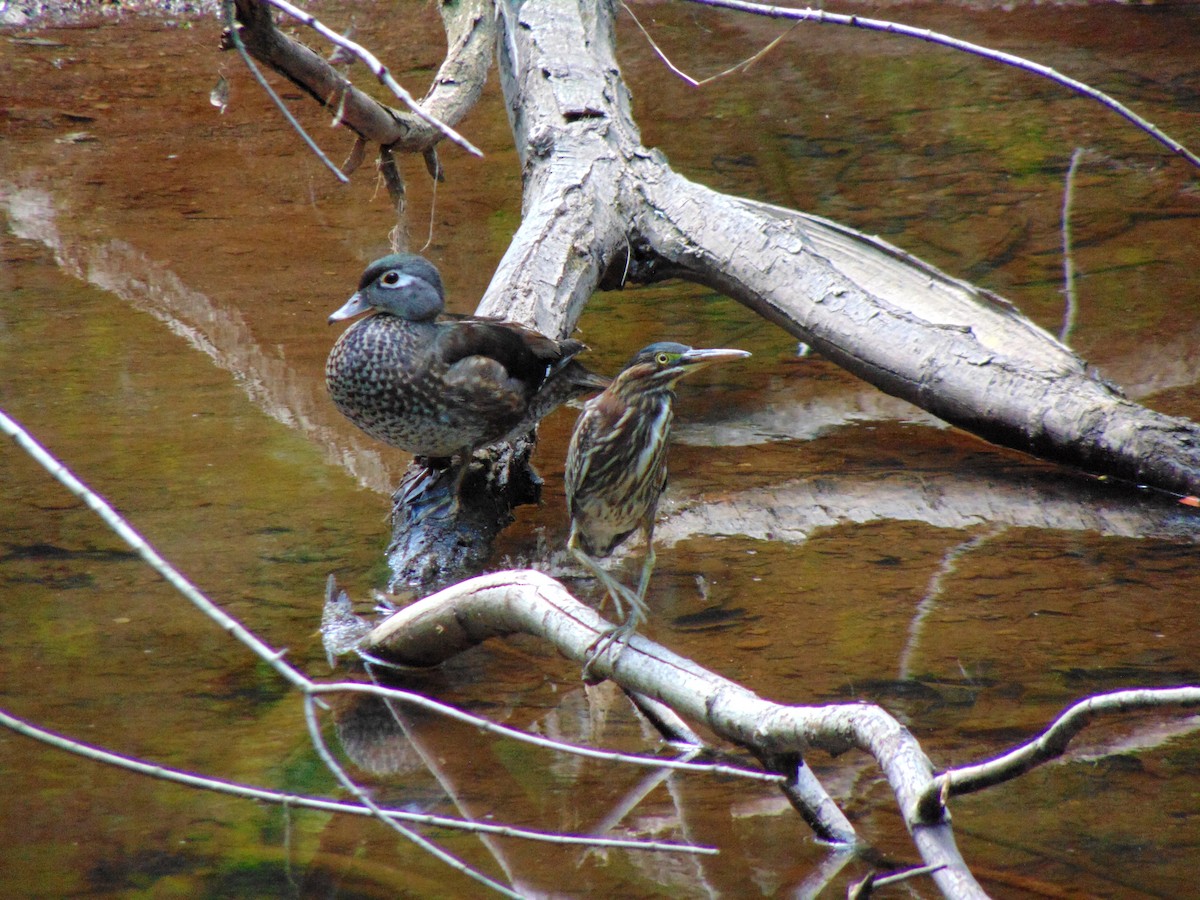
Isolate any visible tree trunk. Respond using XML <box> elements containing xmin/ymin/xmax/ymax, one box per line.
<box><xmin>230</xmin><ymin>0</ymin><xmax>1200</xmax><ymax>581</ymax></box>
<box><xmin>484</xmin><ymin>0</ymin><xmax>1200</xmax><ymax>508</ymax></box>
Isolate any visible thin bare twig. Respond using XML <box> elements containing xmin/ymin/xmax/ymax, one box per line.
<box><xmin>587</xmin><ymin>744</ymin><xmax>703</xmax><ymax>837</ymax></box>
<box><xmin>850</xmin><ymin>864</ymin><xmax>947</xmax><ymax>899</ymax></box>
<box><xmin>261</xmin><ymin>0</ymin><xmax>483</xmax><ymax>158</ymax></box>
<box><xmin>302</xmin><ymin>694</ymin><xmax>522</xmax><ymax>898</ymax></box>
<box><xmin>0</xmin><ymin>413</ymin><xmax>309</xmax><ymax>691</ymax></box>
<box><xmin>0</xmin><ymin>706</ymin><xmax>710</xmax><ymax>854</ymax></box>
<box><xmin>682</xmin><ymin>0</ymin><xmax>1200</xmax><ymax>170</ymax></box>
<box><xmin>222</xmin><ymin>0</ymin><xmax>350</xmax><ymax>183</ymax></box>
<box><xmin>1060</xmin><ymin>147</ymin><xmax>1086</xmax><ymax>344</ymax></box>
<box><xmin>421</xmin><ymin>169</ymin><xmax>438</xmax><ymax>253</ymax></box>
<box><xmin>311</xmin><ymin>677</ymin><xmax>785</xmax><ymax>784</ymax></box>
<box><xmin>362</xmin><ymin>669</ymin><xmax>520</xmax><ymax>883</ymax></box>
<box><xmin>919</xmin><ymin>686</ymin><xmax>1200</xmax><ymax>818</ymax></box>
<box><xmin>621</xmin><ymin>0</ymin><xmax>799</xmax><ymax>87</ymax></box>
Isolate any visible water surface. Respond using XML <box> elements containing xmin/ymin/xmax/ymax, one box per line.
<box><xmin>2</xmin><ymin>2</ymin><xmax>1199</xmax><ymax>897</ymax></box>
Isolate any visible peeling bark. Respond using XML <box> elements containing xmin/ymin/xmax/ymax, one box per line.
<box><xmin>469</xmin><ymin>0</ymin><xmax>1200</xmax><ymax>584</ymax></box>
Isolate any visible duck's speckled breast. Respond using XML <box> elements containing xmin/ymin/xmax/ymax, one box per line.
<box><xmin>326</xmin><ymin>315</ymin><xmax>500</xmax><ymax>458</ymax></box>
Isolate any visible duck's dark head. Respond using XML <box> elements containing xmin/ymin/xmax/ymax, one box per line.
<box><xmin>328</xmin><ymin>254</ymin><xmax>445</xmax><ymax>324</ymax></box>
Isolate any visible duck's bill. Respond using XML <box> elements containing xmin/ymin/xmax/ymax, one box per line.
<box><xmin>328</xmin><ymin>292</ymin><xmax>372</xmax><ymax>323</ymax></box>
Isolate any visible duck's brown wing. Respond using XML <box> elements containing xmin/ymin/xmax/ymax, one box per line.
<box><xmin>438</xmin><ymin>314</ymin><xmax>586</xmax><ymax>377</ymax></box>
<box><xmin>434</xmin><ymin>317</ymin><xmax>607</xmax><ymax>441</ymax></box>
<box><xmin>428</xmin><ymin>319</ymin><xmax>558</xmax><ymax>425</ymax></box>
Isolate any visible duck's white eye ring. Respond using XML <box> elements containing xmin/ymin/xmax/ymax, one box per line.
<box><xmin>381</xmin><ymin>270</ymin><xmax>402</xmax><ymax>287</ymax></box>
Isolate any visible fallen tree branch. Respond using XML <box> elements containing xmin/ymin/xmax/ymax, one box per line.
<box><xmin>223</xmin><ymin>0</ymin><xmax>488</xmax><ymax>158</ymax></box>
<box><xmin>348</xmin><ymin>569</ymin><xmax>988</xmax><ymax>898</ymax></box>
<box><xmin>621</xmin><ymin>0</ymin><xmax>800</xmax><ymax>87</ymax></box>
<box><xmin>220</xmin><ymin>0</ymin><xmax>349</xmax><ymax>182</ymax></box>
<box><xmin>419</xmin><ymin>0</ymin><xmax>1200</xmax><ymax>586</ymax></box>
<box><xmin>918</xmin><ymin>686</ymin><xmax>1200</xmax><ymax>820</ymax></box>
<box><xmin>345</xmin><ymin>569</ymin><xmax>1200</xmax><ymax>895</ymax></box>
<box><xmin>227</xmin><ymin>0</ymin><xmax>1200</xmax><ymax>586</ymax></box>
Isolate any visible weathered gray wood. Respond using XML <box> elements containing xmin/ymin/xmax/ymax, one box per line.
<box><xmin>477</xmin><ymin>0</ymin><xmax>1200</xmax><ymax>508</ymax></box>
<box><xmin>633</xmin><ymin>180</ymin><xmax>1200</xmax><ymax>496</ymax></box>
<box><xmin>228</xmin><ymin>0</ymin><xmax>493</xmax><ymax>153</ymax></box>
<box><xmin>343</xmin><ymin>570</ymin><xmax>989</xmax><ymax>899</ymax></box>
<box><xmin>235</xmin><ymin>0</ymin><xmax>1200</xmax><ymax>581</ymax></box>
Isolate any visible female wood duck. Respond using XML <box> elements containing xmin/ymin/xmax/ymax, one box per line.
<box><xmin>326</xmin><ymin>253</ymin><xmax>606</xmax><ymax>479</ymax></box>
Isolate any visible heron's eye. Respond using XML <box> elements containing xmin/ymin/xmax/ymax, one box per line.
<box><xmin>655</xmin><ymin>352</ymin><xmax>671</xmax><ymax>365</ymax></box>
<box><xmin>381</xmin><ymin>270</ymin><xmax>402</xmax><ymax>287</ymax></box>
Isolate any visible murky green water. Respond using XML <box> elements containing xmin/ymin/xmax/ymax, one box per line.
<box><xmin>2</xmin><ymin>2</ymin><xmax>1199</xmax><ymax>897</ymax></box>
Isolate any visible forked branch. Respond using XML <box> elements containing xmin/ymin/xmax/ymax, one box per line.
<box><xmin>222</xmin><ymin>0</ymin><xmax>488</xmax><ymax>161</ymax></box>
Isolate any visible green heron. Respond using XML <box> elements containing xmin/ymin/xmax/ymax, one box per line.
<box><xmin>565</xmin><ymin>342</ymin><xmax>751</xmax><ymax>651</ymax></box>
<box><xmin>326</xmin><ymin>253</ymin><xmax>606</xmax><ymax>496</ymax></box>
